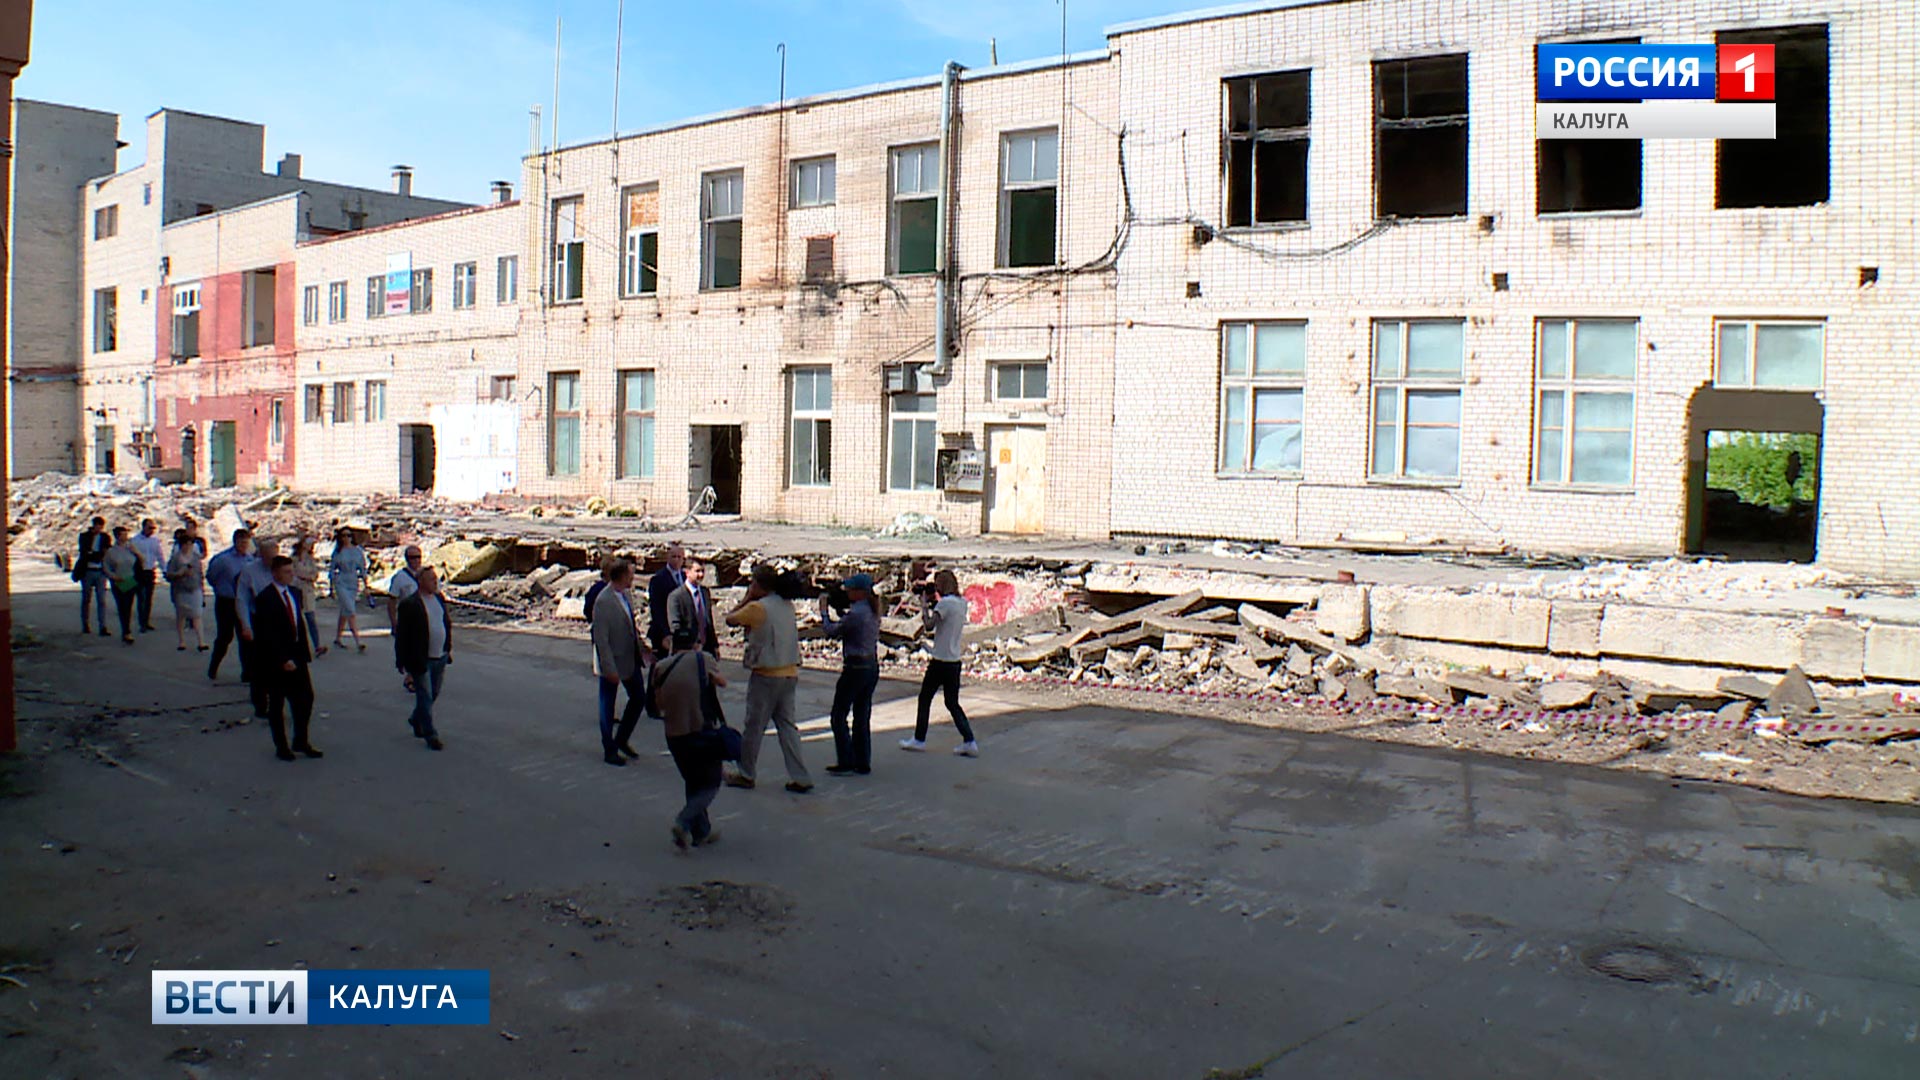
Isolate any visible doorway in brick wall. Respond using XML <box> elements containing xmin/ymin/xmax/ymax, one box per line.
<box><xmin>1685</xmin><ymin>387</ymin><xmax>1822</xmax><ymax>563</ymax></box>
<box><xmin>208</xmin><ymin>422</ymin><xmax>237</xmax><ymax>488</ymax></box>
<box><xmin>179</xmin><ymin>427</ymin><xmax>197</xmax><ymax>485</ymax></box>
<box><xmin>400</xmin><ymin>424</ymin><xmax>436</xmax><ymax>494</ymax></box>
<box><xmin>688</xmin><ymin>424</ymin><xmax>743</xmax><ymax>515</ymax></box>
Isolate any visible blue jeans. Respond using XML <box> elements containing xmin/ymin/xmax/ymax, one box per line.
<box><xmin>829</xmin><ymin>661</ymin><xmax>880</xmax><ymax>771</ymax></box>
<box><xmin>80</xmin><ymin>570</ymin><xmax>109</xmax><ymax>630</ymax></box>
<box><xmin>408</xmin><ymin>657</ymin><xmax>448</xmax><ymax>737</ymax></box>
<box><xmin>597</xmin><ymin>674</ymin><xmax>647</xmax><ymax>754</ymax></box>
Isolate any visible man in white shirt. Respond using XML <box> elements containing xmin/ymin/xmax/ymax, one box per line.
<box><xmin>130</xmin><ymin>518</ymin><xmax>166</xmax><ymax>633</ymax></box>
<box><xmin>901</xmin><ymin>570</ymin><xmax>980</xmax><ymax>756</ymax></box>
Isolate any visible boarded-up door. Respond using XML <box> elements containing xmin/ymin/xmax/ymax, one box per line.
<box><xmin>985</xmin><ymin>425</ymin><xmax>1046</xmax><ymax>535</ymax></box>
<box><xmin>209</xmin><ymin>422</ymin><xmax>237</xmax><ymax>488</ymax></box>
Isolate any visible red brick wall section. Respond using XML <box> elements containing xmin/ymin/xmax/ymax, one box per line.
<box><xmin>150</xmin><ymin>262</ymin><xmax>298</xmax><ymax>483</ymax></box>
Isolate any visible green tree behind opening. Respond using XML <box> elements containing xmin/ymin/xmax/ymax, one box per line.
<box><xmin>1707</xmin><ymin>433</ymin><xmax>1819</xmax><ymax>509</ymax></box>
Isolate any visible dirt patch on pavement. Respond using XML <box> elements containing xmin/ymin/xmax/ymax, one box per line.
<box><xmin>654</xmin><ymin>881</ymin><xmax>795</xmax><ymax>935</ymax></box>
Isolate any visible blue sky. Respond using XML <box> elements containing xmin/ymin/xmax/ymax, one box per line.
<box><xmin>21</xmin><ymin>0</ymin><xmax>1186</xmax><ymax>202</ymax></box>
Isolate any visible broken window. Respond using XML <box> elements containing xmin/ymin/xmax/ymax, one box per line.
<box><xmin>888</xmin><ymin>392</ymin><xmax>938</xmax><ymax>491</ymax></box>
<box><xmin>304</xmin><ymin>385</ymin><xmax>325</xmax><ymax>423</ymax></box>
<box><xmin>1717</xmin><ymin>25</ymin><xmax>1828</xmax><ymax>208</ymax></box>
<box><xmin>92</xmin><ymin>288</ymin><xmax>118</xmax><ymax>353</ymax></box>
<box><xmin>1225</xmin><ymin>71</ymin><xmax>1310</xmax><ymax>227</ymax></box>
<box><xmin>1219</xmin><ymin>322</ymin><xmax>1306</xmax><ymax>474</ymax></box>
<box><xmin>552</xmin><ymin>197</ymin><xmax>585</xmax><ymax>302</ymax></box>
<box><xmin>490</xmin><ymin>375</ymin><xmax>516</xmax><ymax>402</ymax></box>
<box><xmin>623</xmin><ymin>185</ymin><xmax>659</xmax><ymax>297</ymax></box>
<box><xmin>1535</xmin><ymin>319</ymin><xmax>1637</xmax><ymax>487</ymax></box>
<box><xmin>271</xmin><ymin>400</ymin><xmax>285</xmax><ymax>446</ymax></box>
<box><xmin>327</xmin><ymin>280</ymin><xmax>349</xmax><ymax>323</ymax></box>
<box><xmin>170</xmin><ymin>284</ymin><xmax>201</xmax><ymax>361</ymax></box>
<box><xmin>549</xmin><ymin>372</ymin><xmax>581</xmax><ymax>476</ymax></box>
<box><xmin>302</xmin><ymin>285</ymin><xmax>320</xmax><ymax>326</ymax></box>
<box><xmin>365</xmin><ymin>381</ymin><xmax>388</xmax><ymax>422</ymax></box>
<box><xmin>790</xmin><ymin>367</ymin><xmax>832</xmax><ymax>487</ymax></box>
<box><xmin>242</xmin><ymin>268</ymin><xmax>277</xmax><ymax>347</ymax></box>
<box><xmin>1375</xmin><ymin>55</ymin><xmax>1469</xmax><ymax>219</ymax></box>
<box><xmin>1716</xmin><ymin>320</ymin><xmax>1824</xmax><ymax>389</ymax></box>
<box><xmin>702</xmin><ymin>171</ymin><xmax>744</xmax><ymax>290</ymax></box>
<box><xmin>1537</xmin><ymin>41</ymin><xmax>1642</xmax><ymax>213</ymax></box>
<box><xmin>410</xmin><ymin>268</ymin><xmax>433</xmax><ymax>314</ymax></box>
<box><xmin>993</xmin><ymin>362</ymin><xmax>1048</xmax><ymax>402</ymax></box>
<box><xmin>791</xmin><ymin>156</ymin><xmax>836</xmax><ymax>208</ymax></box>
<box><xmin>497</xmin><ymin>256</ymin><xmax>518</xmax><ymax>304</ymax></box>
<box><xmin>1371</xmin><ymin>319</ymin><xmax>1464</xmax><ymax>480</ymax></box>
<box><xmin>453</xmin><ymin>262</ymin><xmax>477</xmax><ymax>310</ymax></box>
<box><xmin>332</xmin><ymin>381</ymin><xmax>355</xmax><ymax>424</ymax></box>
<box><xmin>890</xmin><ymin>144</ymin><xmax>940</xmax><ymax>275</ymax></box>
<box><xmin>93</xmin><ymin>204</ymin><xmax>118</xmax><ymax>240</ymax></box>
<box><xmin>618</xmin><ymin>370</ymin><xmax>656</xmax><ymax>479</ymax></box>
<box><xmin>1000</xmin><ymin>129</ymin><xmax>1059</xmax><ymax>267</ymax></box>
<box><xmin>366</xmin><ymin>275</ymin><xmax>384</xmax><ymax>319</ymax></box>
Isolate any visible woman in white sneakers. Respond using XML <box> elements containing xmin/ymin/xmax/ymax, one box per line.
<box><xmin>901</xmin><ymin>570</ymin><xmax>979</xmax><ymax>757</ymax></box>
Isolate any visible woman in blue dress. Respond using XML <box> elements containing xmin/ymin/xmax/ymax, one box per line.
<box><xmin>328</xmin><ymin>527</ymin><xmax>370</xmax><ymax>652</ymax></box>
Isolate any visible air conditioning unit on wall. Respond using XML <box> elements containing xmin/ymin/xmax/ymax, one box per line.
<box><xmin>887</xmin><ymin>363</ymin><xmax>931</xmax><ymax>394</ymax></box>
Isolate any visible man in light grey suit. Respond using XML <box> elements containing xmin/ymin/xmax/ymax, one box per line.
<box><xmin>592</xmin><ymin>558</ymin><xmax>652</xmax><ymax>766</ymax></box>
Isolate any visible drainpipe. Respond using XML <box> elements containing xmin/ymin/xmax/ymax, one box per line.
<box><xmin>929</xmin><ymin>60</ymin><xmax>961</xmax><ymax>378</ymax></box>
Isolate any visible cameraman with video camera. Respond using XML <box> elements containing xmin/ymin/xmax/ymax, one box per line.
<box><xmin>900</xmin><ymin>569</ymin><xmax>979</xmax><ymax>757</ymax></box>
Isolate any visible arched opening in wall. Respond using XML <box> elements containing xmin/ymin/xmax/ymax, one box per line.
<box><xmin>1685</xmin><ymin>387</ymin><xmax>1823</xmax><ymax>564</ymax></box>
<box><xmin>179</xmin><ymin>427</ymin><xmax>197</xmax><ymax>486</ymax></box>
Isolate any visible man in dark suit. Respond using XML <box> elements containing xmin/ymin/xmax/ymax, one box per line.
<box><xmin>645</xmin><ymin>543</ymin><xmax>687</xmax><ymax>657</ymax></box>
<box><xmin>667</xmin><ymin>556</ymin><xmax>721</xmax><ymax>657</ymax></box>
<box><xmin>394</xmin><ymin>566</ymin><xmax>453</xmax><ymax>751</ymax></box>
<box><xmin>253</xmin><ymin>556</ymin><xmax>322</xmax><ymax>762</ymax></box>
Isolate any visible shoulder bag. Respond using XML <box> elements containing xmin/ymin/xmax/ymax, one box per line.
<box><xmin>693</xmin><ymin>652</ymin><xmax>743</xmax><ymax>762</ymax></box>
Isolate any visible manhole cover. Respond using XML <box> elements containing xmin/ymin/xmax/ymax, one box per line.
<box><xmin>1582</xmin><ymin>943</ymin><xmax>1696</xmax><ymax>985</ymax></box>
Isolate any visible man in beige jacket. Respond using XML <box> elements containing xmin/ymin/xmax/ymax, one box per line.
<box><xmin>724</xmin><ymin>564</ymin><xmax>812</xmax><ymax>793</ymax></box>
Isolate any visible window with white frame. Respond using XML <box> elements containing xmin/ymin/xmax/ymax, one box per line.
<box><xmin>1370</xmin><ymin>319</ymin><xmax>1465</xmax><ymax>480</ymax></box>
<box><xmin>332</xmin><ymin>381</ymin><xmax>355</xmax><ymax>423</ymax></box>
<box><xmin>790</xmin><ymin>367</ymin><xmax>832</xmax><ymax>487</ymax></box>
<box><xmin>549</xmin><ymin>372</ymin><xmax>581</xmax><ymax>476</ymax></box>
<box><xmin>365</xmin><ymin>380</ymin><xmax>388</xmax><ymax>422</ymax></box>
<box><xmin>170</xmin><ymin>284</ymin><xmax>201</xmax><ymax>360</ymax></box>
<box><xmin>93</xmin><ymin>204</ymin><xmax>118</xmax><ymax>240</ymax></box>
<box><xmin>303</xmin><ymin>385</ymin><xmax>325</xmax><ymax>423</ymax></box>
<box><xmin>302</xmin><ymin>285</ymin><xmax>320</xmax><ymax>326</ymax></box>
<box><xmin>453</xmin><ymin>262</ymin><xmax>477</xmax><ymax>309</ymax></box>
<box><xmin>1716</xmin><ymin>320</ymin><xmax>1824</xmax><ymax>390</ymax></box>
<box><xmin>1219</xmin><ymin>322</ymin><xmax>1306</xmax><ymax>474</ymax></box>
<box><xmin>410</xmin><ymin>268</ymin><xmax>433</xmax><ymax>313</ymax></box>
<box><xmin>702</xmin><ymin>170</ymin><xmax>744</xmax><ymax>290</ymax></box>
<box><xmin>617</xmin><ymin>370</ymin><xmax>656</xmax><ymax>479</ymax></box>
<box><xmin>622</xmin><ymin>185</ymin><xmax>659</xmax><ymax>297</ymax></box>
<box><xmin>271</xmin><ymin>399</ymin><xmax>285</xmax><ymax>446</ymax></box>
<box><xmin>552</xmin><ymin>197</ymin><xmax>584</xmax><ymax>302</ymax></box>
<box><xmin>889</xmin><ymin>393</ymin><xmax>938</xmax><ymax>491</ymax></box>
<box><xmin>497</xmin><ymin>255</ymin><xmax>519</xmax><ymax>303</ymax></box>
<box><xmin>992</xmin><ymin>362</ymin><xmax>1049</xmax><ymax>402</ymax></box>
<box><xmin>366</xmin><ymin>275</ymin><xmax>384</xmax><ymax>319</ymax></box>
<box><xmin>327</xmin><ymin>280</ymin><xmax>349</xmax><ymax>323</ymax></box>
<box><xmin>1535</xmin><ymin>320</ymin><xmax>1637</xmax><ymax>487</ymax></box>
<box><xmin>1000</xmin><ymin>129</ymin><xmax>1059</xmax><ymax>268</ymax></box>
<box><xmin>92</xmin><ymin>288</ymin><xmax>118</xmax><ymax>352</ymax></box>
<box><xmin>791</xmin><ymin>156</ymin><xmax>836</xmax><ymax>208</ymax></box>
<box><xmin>891</xmin><ymin>144</ymin><xmax>940</xmax><ymax>275</ymax></box>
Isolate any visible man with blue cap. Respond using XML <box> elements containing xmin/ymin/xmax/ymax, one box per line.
<box><xmin>818</xmin><ymin>572</ymin><xmax>880</xmax><ymax>776</ymax></box>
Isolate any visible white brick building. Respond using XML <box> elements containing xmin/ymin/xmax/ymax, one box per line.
<box><xmin>515</xmin><ymin>55</ymin><xmax>1120</xmax><ymax>538</ymax></box>
<box><xmin>1104</xmin><ymin>0</ymin><xmax>1918</xmax><ymax>575</ymax></box>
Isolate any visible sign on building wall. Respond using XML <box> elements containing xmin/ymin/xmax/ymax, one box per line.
<box><xmin>385</xmin><ymin>253</ymin><xmax>413</xmax><ymax>316</ymax></box>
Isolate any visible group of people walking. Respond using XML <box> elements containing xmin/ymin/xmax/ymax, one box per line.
<box><xmin>588</xmin><ymin>543</ymin><xmax>983</xmax><ymax>852</ymax></box>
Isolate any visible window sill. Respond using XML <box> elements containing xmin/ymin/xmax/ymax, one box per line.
<box><xmin>1221</xmin><ymin>222</ymin><xmax>1309</xmax><ymax>234</ymax></box>
<box><xmin>1215</xmin><ymin>470</ymin><xmax>1303</xmax><ymax>481</ymax></box>
<box><xmin>889</xmin><ymin>271</ymin><xmax>937</xmax><ymax>280</ymax></box>
<box><xmin>1537</xmin><ymin>209</ymin><xmax>1643</xmax><ymax>221</ymax></box>
<box><xmin>1375</xmin><ymin>214</ymin><xmax>1468</xmax><ymax>225</ymax></box>
<box><xmin>549</xmin><ymin>299</ymin><xmax>584</xmax><ymax>308</ymax></box>
<box><xmin>1366</xmin><ymin>477</ymin><xmax>1461</xmax><ymax>489</ymax></box>
<box><xmin>620</xmin><ymin>292</ymin><xmax>661</xmax><ymax>302</ymax></box>
<box><xmin>1530</xmin><ymin>483</ymin><xmax>1636</xmax><ymax>495</ymax></box>
<box><xmin>787</xmin><ymin>483</ymin><xmax>832</xmax><ymax>491</ymax></box>
<box><xmin>1712</xmin><ymin>384</ymin><xmax>1823</xmax><ymax>393</ymax></box>
<box><xmin>790</xmin><ymin>203</ymin><xmax>836</xmax><ymax>211</ymax></box>
<box><xmin>1712</xmin><ymin>201</ymin><xmax>1830</xmax><ymax>213</ymax></box>
<box><xmin>700</xmin><ymin>286</ymin><xmax>742</xmax><ymax>294</ymax></box>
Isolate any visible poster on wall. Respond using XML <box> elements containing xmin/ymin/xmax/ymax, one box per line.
<box><xmin>385</xmin><ymin>253</ymin><xmax>413</xmax><ymax>316</ymax></box>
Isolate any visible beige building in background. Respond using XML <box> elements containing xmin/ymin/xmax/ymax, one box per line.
<box><xmin>293</xmin><ymin>197</ymin><xmax>523</xmax><ymax>498</ymax></box>
<box><xmin>515</xmin><ymin>53</ymin><xmax>1120</xmax><ymax>539</ymax></box>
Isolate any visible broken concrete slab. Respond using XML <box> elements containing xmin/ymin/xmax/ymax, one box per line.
<box><xmin>1343</xmin><ymin>672</ymin><xmax>1379</xmax><ymax>704</ymax></box>
<box><xmin>1320</xmin><ymin>675</ymin><xmax>1348</xmax><ymax>702</ymax></box>
<box><xmin>1237</xmin><ymin>603</ymin><xmax>1393</xmax><ymax>674</ymax></box>
<box><xmin>964</xmin><ymin>606</ymin><xmax>1063</xmax><ymax>645</ymax></box>
<box><xmin>1373</xmin><ymin>588</ymin><xmax>1551</xmax><ymax>650</ymax></box>
<box><xmin>1864</xmin><ymin>624</ymin><xmax>1920</xmax><ymax>682</ymax></box>
<box><xmin>555</xmin><ymin>596</ymin><xmax>587</xmax><ymax>621</ymax></box>
<box><xmin>1162</xmin><ymin>633</ymin><xmax>1201</xmax><ymax>652</ymax></box>
<box><xmin>1223</xmin><ymin>654</ymin><xmax>1268</xmax><ymax>683</ymax></box>
<box><xmin>1375</xmin><ymin>675</ymin><xmax>1453</xmax><ymax>707</ymax></box>
<box><xmin>879</xmin><ymin>617</ymin><xmax>923</xmax><ymax>643</ymax></box>
<box><xmin>427</xmin><ymin>540</ymin><xmax>515</xmax><ymax>585</ymax></box>
<box><xmin>1765</xmin><ymin>666</ymin><xmax>1821</xmax><ymax>719</ymax></box>
<box><xmin>1083</xmin><ymin>567</ymin><xmax>1321</xmax><ymax>606</ymax></box>
<box><xmin>1798</xmin><ymin>618</ymin><xmax>1866</xmax><ymax>682</ymax></box>
<box><xmin>1546</xmin><ymin>601</ymin><xmax>1603</xmax><ymax>658</ymax></box>
<box><xmin>1285</xmin><ymin>645</ymin><xmax>1314</xmax><ymax>678</ymax></box>
<box><xmin>1539</xmin><ymin>681</ymin><xmax>1596</xmax><ymax>711</ymax></box>
<box><xmin>1598</xmin><ymin>606</ymin><xmax>1802</xmax><ymax>670</ymax></box>
<box><xmin>1312</xmin><ymin>584</ymin><xmax>1370</xmax><ymax>643</ymax></box>
<box><xmin>1716</xmin><ymin>674</ymin><xmax>1776</xmax><ymax>701</ymax></box>
<box><xmin>1626</xmin><ymin>681</ymin><xmax>1734</xmax><ymax>715</ymax></box>
<box><xmin>1143</xmin><ymin>615</ymin><xmax>1242</xmax><ymax>640</ymax></box>
<box><xmin>1443</xmin><ymin>670</ymin><xmax>1534</xmax><ymax>706</ymax></box>
<box><xmin>1717</xmin><ymin>699</ymin><xmax>1754</xmax><ymax>726</ymax></box>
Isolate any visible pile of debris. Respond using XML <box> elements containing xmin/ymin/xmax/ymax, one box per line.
<box><xmin>876</xmin><ymin>590</ymin><xmax>1920</xmax><ymax>737</ymax></box>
